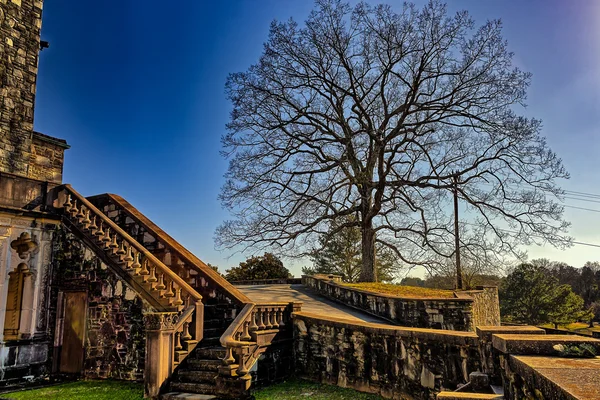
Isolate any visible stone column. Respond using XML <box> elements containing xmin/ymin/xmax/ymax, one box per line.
<box><xmin>143</xmin><ymin>311</ymin><xmax>178</xmax><ymax>398</ymax></box>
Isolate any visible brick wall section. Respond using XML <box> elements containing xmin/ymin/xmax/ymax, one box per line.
<box><xmin>0</xmin><ymin>0</ymin><xmax>43</xmax><ymax>176</ymax></box>
<box><xmin>294</xmin><ymin>313</ymin><xmax>481</xmax><ymax>400</ymax></box>
<box><xmin>303</xmin><ymin>275</ymin><xmax>475</xmax><ymax>331</ymax></box>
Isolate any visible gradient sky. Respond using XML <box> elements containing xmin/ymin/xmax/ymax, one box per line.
<box><xmin>34</xmin><ymin>0</ymin><xmax>600</xmax><ymax>277</ymax></box>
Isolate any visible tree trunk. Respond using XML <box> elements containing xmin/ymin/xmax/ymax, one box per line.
<box><xmin>359</xmin><ymin>223</ymin><xmax>377</xmax><ymax>282</ymax></box>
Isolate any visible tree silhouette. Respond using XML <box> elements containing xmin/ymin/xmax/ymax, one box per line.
<box><xmin>217</xmin><ymin>0</ymin><xmax>569</xmax><ymax>282</ymax></box>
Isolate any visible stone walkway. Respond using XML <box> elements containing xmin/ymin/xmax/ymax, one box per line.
<box><xmin>235</xmin><ymin>284</ymin><xmax>386</xmax><ymax>323</ymax></box>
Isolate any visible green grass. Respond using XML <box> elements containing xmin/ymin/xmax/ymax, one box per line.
<box><xmin>254</xmin><ymin>379</ymin><xmax>384</xmax><ymax>399</ymax></box>
<box><xmin>1</xmin><ymin>379</ymin><xmax>382</xmax><ymax>400</ymax></box>
<box><xmin>2</xmin><ymin>380</ymin><xmax>143</xmax><ymax>400</ymax></box>
<box><xmin>343</xmin><ymin>282</ymin><xmax>455</xmax><ymax>298</ymax></box>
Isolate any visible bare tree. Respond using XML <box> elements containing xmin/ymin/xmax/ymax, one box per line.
<box><xmin>216</xmin><ymin>0</ymin><xmax>570</xmax><ymax>283</ymax></box>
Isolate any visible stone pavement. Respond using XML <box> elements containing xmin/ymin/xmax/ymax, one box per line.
<box><xmin>235</xmin><ymin>284</ymin><xmax>387</xmax><ymax>323</ymax></box>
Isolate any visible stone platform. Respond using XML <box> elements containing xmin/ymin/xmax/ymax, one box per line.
<box><xmin>235</xmin><ymin>284</ymin><xmax>386</xmax><ymax>323</ymax></box>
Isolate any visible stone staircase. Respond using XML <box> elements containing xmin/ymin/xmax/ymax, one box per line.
<box><xmin>169</xmin><ymin>304</ymin><xmax>233</xmax><ymax>397</ymax></box>
<box><xmin>50</xmin><ymin>185</ymin><xmax>298</xmax><ymax>399</ymax></box>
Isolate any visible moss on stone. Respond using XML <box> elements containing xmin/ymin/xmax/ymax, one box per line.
<box><xmin>343</xmin><ymin>282</ymin><xmax>456</xmax><ymax>298</ymax></box>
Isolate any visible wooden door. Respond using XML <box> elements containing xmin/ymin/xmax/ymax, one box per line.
<box><xmin>59</xmin><ymin>291</ymin><xmax>87</xmax><ymax>374</ymax></box>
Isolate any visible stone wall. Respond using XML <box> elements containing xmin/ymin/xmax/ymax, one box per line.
<box><xmin>464</xmin><ymin>287</ymin><xmax>500</xmax><ymax>328</ymax></box>
<box><xmin>0</xmin><ymin>0</ymin><xmax>43</xmax><ymax>177</ymax></box>
<box><xmin>293</xmin><ymin>312</ymin><xmax>481</xmax><ymax>399</ymax></box>
<box><xmin>28</xmin><ymin>132</ymin><xmax>68</xmax><ymax>183</ymax></box>
<box><xmin>50</xmin><ymin>230</ymin><xmax>145</xmax><ymax>381</ymax></box>
<box><xmin>303</xmin><ymin>275</ymin><xmax>475</xmax><ymax>331</ymax></box>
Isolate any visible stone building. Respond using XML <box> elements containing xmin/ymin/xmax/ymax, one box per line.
<box><xmin>0</xmin><ymin>0</ymin><xmax>69</xmax><ymax>382</ymax></box>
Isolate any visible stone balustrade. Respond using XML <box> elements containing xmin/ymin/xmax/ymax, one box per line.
<box><xmin>303</xmin><ymin>275</ymin><xmax>500</xmax><ymax>331</ymax></box>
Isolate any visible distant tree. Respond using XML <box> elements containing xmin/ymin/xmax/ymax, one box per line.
<box><xmin>207</xmin><ymin>263</ymin><xmax>222</xmax><ymax>276</ymax></box>
<box><xmin>307</xmin><ymin>215</ymin><xmax>395</xmax><ymax>282</ymax></box>
<box><xmin>589</xmin><ymin>301</ymin><xmax>600</xmax><ymax>325</ymax></box>
<box><xmin>548</xmin><ymin>287</ymin><xmax>590</xmax><ymax>329</ymax></box>
<box><xmin>216</xmin><ymin>0</ymin><xmax>570</xmax><ymax>283</ymax></box>
<box><xmin>400</xmin><ymin>277</ymin><xmax>426</xmax><ymax>287</ymax></box>
<box><xmin>225</xmin><ymin>253</ymin><xmax>292</xmax><ymax>281</ymax></box>
<box><xmin>500</xmin><ymin>263</ymin><xmax>588</xmax><ymax>325</ymax></box>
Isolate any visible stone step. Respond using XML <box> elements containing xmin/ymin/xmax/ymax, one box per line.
<box><xmin>204</xmin><ymin>318</ymin><xmax>233</xmax><ymax>329</ymax></box>
<box><xmin>176</xmin><ymin>370</ymin><xmax>218</xmax><ymax>384</ymax></box>
<box><xmin>186</xmin><ymin>359</ymin><xmax>222</xmax><ymax>371</ymax></box>
<box><xmin>203</xmin><ymin>327</ymin><xmax>225</xmax><ymax>338</ymax></box>
<box><xmin>437</xmin><ymin>393</ymin><xmax>503</xmax><ymax>400</ymax></box>
<box><xmin>194</xmin><ymin>347</ymin><xmax>226</xmax><ymax>360</ymax></box>
<box><xmin>170</xmin><ymin>382</ymin><xmax>217</xmax><ymax>395</ymax></box>
<box><xmin>492</xmin><ymin>334</ymin><xmax>600</xmax><ymax>355</ymax></box>
<box><xmin>161</xmin><ymin>393</ymin><xmax>217</xmax><ymax>400</ymax></box>
<box><xmin>200</xmin><ymin>336</ymin><xmax>221</xmax><ymax>347</ymax></box>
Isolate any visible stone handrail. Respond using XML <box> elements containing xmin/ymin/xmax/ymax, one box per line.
<box><xmin>60</xmin><ymin>185</ymin><xmax>202</xmax><ymax>308</ymax></box>
<box><xmin>54</xmin><ymin>184</ymin><xmax>206</xmax><ymax>396</ymax></box>
<box><xmin>88</xmin><ymin>193</ymin><xmax>251</xmax><ymax>306</ymax></box>
<box><xmin>220</xmin><ymin>301</ymin><xmax>299</xmax><ymax>377</ymax></box>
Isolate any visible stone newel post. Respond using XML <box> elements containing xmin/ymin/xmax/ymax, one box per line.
<box><xmin>143</xmin><ymin>311</ymin><xmax>179</xmax><ymax>398</ymax></box>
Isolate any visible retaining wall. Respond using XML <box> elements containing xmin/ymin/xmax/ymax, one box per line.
<box><xmin>293</xmin><ymin>312</ymin><xmax>481</xmax><ymax>399</ymax></box>
<box><xmin>302</xmin><ymin>275</ymin><xmax>500</xmax><ymax>331</ymax></box>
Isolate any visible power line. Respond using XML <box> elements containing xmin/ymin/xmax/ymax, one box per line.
<box><xmin>564</xmin><ymin>205</ymin><xmax>600</xmax><ymax>214</ymax></box>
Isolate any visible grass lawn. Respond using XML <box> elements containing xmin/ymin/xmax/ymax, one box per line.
<box><xmin>1</xmin><ymin>380</ymin><xmax>144</xmax><ymax>400</ymax></box>
<box><xmin>540</xmin><ymin>322</ymin><xmax>600</xmax><ymax>336</ymax></box>
<box><xmin>0</xmin><ymin>379</ymin><xmax>383</xmax><ymax>400</ymax></box>
<box><xmin>343</xmin><ymin>282</ymin><xmax>455</xmax><ymax>298</ymax></box>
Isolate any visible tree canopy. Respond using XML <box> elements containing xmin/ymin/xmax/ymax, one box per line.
<box><xmin>500</xmin><ymin>263</ymin><xmax>588</xmax><ymax>326</ymax></box>
<box><xmin>225</xmin><ymin>253</ymin><xmax>292</xmax><ymax>281</ymax></box>
<box><xmin>216</xmin><ymin>0</ymin><xmax>569</xmax><ymax>283</ymax></box>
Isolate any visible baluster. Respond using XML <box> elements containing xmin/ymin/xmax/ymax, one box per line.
<box><xmin>130</xmin><ymin>252</ymin><xmax>141</xmax><ymax>273</ymax></box>
<box><xmin>89</xmin><ymin>215</ymin><xmax>98</xmax><ymax>234</ymax></box>
<box><xmin>175</xmin><ymin>331</ymin><xmax>182</xmax><ymax>351</ymax></box>
<box><xmin>69</xmin><ymin>200</ymin><xmax>79</xmax><ymax>217</ymax></box>
<box><xmin>109</xmin><ymin>234</ymin><xmax>119</xmax><ymax>254</ymax></box>
<box><xmin>182</xmin><ymin>321</ymin><xmax>192</xmax><ymax>340</ymax></box>
<box><xmin>241</xmin><ymin>320</ymin><xmax>251</xmax><ymax>341</ymax></box>
<box><xmin>123</xmin><ymin>244</ymin><xmax>134</xmax><ymax>267</ymax></box>
<box><xmin>271</xmin><ymin>308</ymin><xmax>279</xmax><ymax>329</ymax></box>
<box><xmin>257</xmin><ymin>309</ymin><xmax>266</xmax><ymax>330</ymax></box>
<box><xmin>164</xmin><ymin>279</ymin><xmax>175</xmax><ymax>297</ymax></box>
<box><xmin>116</xmin><ymin>241</ymin><xmax>126</xmax><ymax>260</ymax></box>
<box><xmin>249</xmin><ymin>311</ymin><xmax>259</xmax><ymax>332</ymax></box>
<box><xmin>82</xmin><ymin>210</ymin><xmax>91</xmax><ymax>229</ymax></box>
<box><xmin>265</xmin><ymin>307</ymin><xmax>272</xmax><ymax>329</ymax></box>
<box><xmin>63</xmin><ymin>194</ymin><xmax>73</xmax><ymax>211</ymax></box>
<box><xmin>172</xmin><ymin>284</ymin><xmax>183</xmax><ymax>306</ymax></box>
<box><xmin>76</xmin><ymin>204</ymin><xmax>86</xmax><ymax>221</ymax></box>
<box><xmin>139</xmin><ymin>258</ymin><xmax>150</xmax><ymax>276</ymax></box>
<box><xmin>147</xmin><ymin>265</ymin><xmax>157</xmax><ymax>282</ymax></box>
<box><xmin>102</xmin><ymin>227</ymin><xmax>112</xmax><ymax>249</ymax></box>
<box><xmin>155</xmin><ymin>272</ymin><xmax>166</xmax><ymax>291</ymax></box>
<box><xmin>95</xmin><ymin>221</ymin><xmax>105</xmax><ymax>239</ymax></box>
<box><xmin>223</xmin><ymin>347</ymin><xmax>235</xmax><ymax>365</ymax></box>
<box><xmin>277</xmin><ymin>308</ymin><xmax>285</xmax><ymax>327</ymax></box>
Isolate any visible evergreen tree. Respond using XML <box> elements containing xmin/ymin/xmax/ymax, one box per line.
<box><xmin>500</xmin><ymin>263</ymin><xmax>588</xmax><ymax>326</ymax></box>
<box><xmin>306</xmin><ymin>216</ymin><xmax>395</xmax><ymax>282</ymax></box>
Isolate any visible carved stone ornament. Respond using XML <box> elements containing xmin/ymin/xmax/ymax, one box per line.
<box><xmin>143</xmin><ymin>311</ymin><xmax>179</xmax><ymax>331</ymax></box>
<box><xmin>10</xmin><ymin>232</ymin><xmax>38</xmax><ymax>259</ymax></box>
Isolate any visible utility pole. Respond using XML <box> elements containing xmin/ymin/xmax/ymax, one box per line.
<box><xmin>453</xmin><ymin>173</ymin><xmax>463</xmax><ymax>290</ymax></box>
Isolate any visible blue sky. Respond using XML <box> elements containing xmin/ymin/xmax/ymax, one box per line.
<box><xmin>34</xmin><ymin>1</ymin><xmax>600</xmax><ymax>277</ymax></box>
